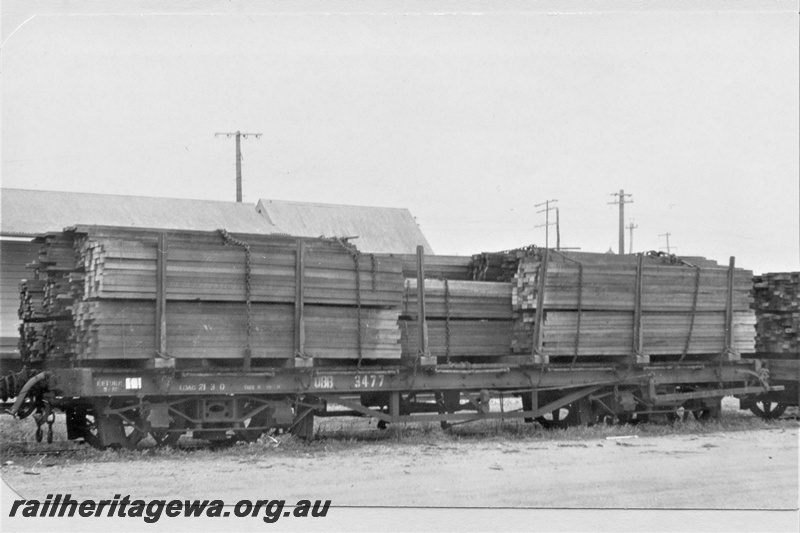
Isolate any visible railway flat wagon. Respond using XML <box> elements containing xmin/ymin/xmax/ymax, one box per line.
<box><xmin>1</xmin><ymin>225</ymin><xmax>780</xmax><ymax>448</ymax></box>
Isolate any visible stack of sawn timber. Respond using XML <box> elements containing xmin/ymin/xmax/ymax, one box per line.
<box><xmin>20</xmin><ymin>227</ymin><xmax>407</xmax><ymax>363</ymax></box>
<box><xmin>16</xmin><ymin>234</ymin><xmax>77</xmax><ymax>362</ymax></box>
<box><xmin>391</xmin><ymin>251</ymin><xmax>516</xmax><ymax>359</ymax></box>
<box><xmin>469</xmin><ymin>250</ymin><xmax>521</xmax><ymax>282</ymax></box>
<box><xmin>2</xmin><ymin>241</ymin><xmax>41</xmax><ymax>360</ymax></box>
<box><xmin>511</xmin><ymin>249</ymin><xmax>756</xmax><ymax>361</ymax></box>
<box><xmin>395</xmin><ymin>254</ymin><xmax>473</xmax><ymax>282</ymax></box>
<box><xmin>752</xmin><ymin>272</ymin><xmax>799</xmax><ymax>356</ymax></box>
<box><xmin>399</xmin><ymin>277</ymin><xmax>513</xmax><ymax>359</ymax></box>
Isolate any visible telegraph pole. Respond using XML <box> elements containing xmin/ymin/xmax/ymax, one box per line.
<box><xmin>608</xmin><ymin>189</ymin><xmax>633</xmax><ymax>255</ymax></box>
<box><xmin>215</xmin><ymin>130</ymin><xmax>262</xmax><ymax>202</ymax></box>
<box><xmin>535</xmin><ymin>199</ymin><xmax>558</xmax><ymax>249</ymax></box>
<box><xmin>659</xmin><ymin>232</ymin><xmax>674</xmax><ymax>254</ymax></box>
<box><xmin>556</xmin><ymin>207</ymin><xmax>561</xmax><ymax>251</ymax></box>
<box><xmin>626</xmin><ymin>219</ymin><xmax>638</xmax><ymax>254</ymax></box>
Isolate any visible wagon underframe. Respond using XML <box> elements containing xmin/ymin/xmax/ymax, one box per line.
<box><xmin>26</xmin><ymin>359</ymin><xmax>777</xmax><ymax>448</ymax></box>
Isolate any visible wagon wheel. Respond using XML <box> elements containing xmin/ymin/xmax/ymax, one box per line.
<box><xmin>65</xmin><ymin>408</ymin><xmax>99</xmax><ymax>447</ymax></box>
<box><xmin>149</xmin><ymin>416</ymin><xmax>186</xmax><ymax>446</ymax></box>
<box><xmin>436</xmin><ymin>391</ymin><xmax>460</xmax><ymax>430</ymax></box>
<box><xmin>537</xmin><ymin>397</ymin><xmax>598</xmax><ymax>428</ymax></box>
<box><xmin>690</xmin><ymin>403</ymin><xmax>721</xmax><ymax>421</ymax></box>
<box><xmin>79</xmin><ymin>419</ymin><xmax>102</xmax><ymax>449</ymax></box>
<box><xmin>113</xmin><ymin>410</ymin><xmax>148</xmax><ymax>449</ymax></box>
<box><xmin>666</xmin><ymin>406</ymin><xmax>690</xmax><ymax>423</ymax></box>
<box><xmin>691</xmin><ymin>408</ymin><xmax>712</xmax><ymax>421</ymax></box>
<box><xmin>536</xmin><ymin>407</ymin><xmax>571</xmax><ymax>429</ymax></box>
<box><xmin>749</xmin><ymin>401</ymin><xmax>787</xmax><ymax>420</ymax></box>
<box><xmin>617</xmin><ymin>412</ymin><xmax>648</xmax><ymax>425</ymax></box>
<box><xmin>77</xmin><ymin>412</ymin><xmax>145</xmax><ymax>449</ymax></box>
<box><xmin>236</xmin><ymin>409</ymin><xmax>273</xmax><ymax>443</ymax></box>
<box><xmin>150</xmin><ymin>426</ymin><xmax>184</xmax><ymax>447</ymax></box>
<box><xmin>520</xmin><ymin>393</ymin><xmax>535</xmax><ymax>423</ymax></box>
<box><xmin>122</xmin><ymin>427</ymin><xmax>147</xmax><ymax>449</ymax></box>
<box><xmin>109</xmin><ymin>414</ymin><xmax>147</xmax><ymax>450</ymax></box>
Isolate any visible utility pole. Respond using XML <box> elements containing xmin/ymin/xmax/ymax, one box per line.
<box><xmin>215</xmin><ymin>130</ymin><xmax>262</xmax><ymax>202</ymax></box>
<box><xmin>608</xmin><ymin>189</ymin><xmax>633</xmax><ymax>255</ymax></box>
<box><xmin>556</xmin><ymin>207</ymin><xmax>561</xmax><ymax>251</ymax></box>
<box><xmin>535</xmin><ymin>199</ymin><xmax>558</xmax><ymax>249</ymax></box>
<box><xmin>626</xmin><ymin>219</ymin><xmax>638</xmax><ymax>254</ymax></box>
<box><xmin>659</xmin><ymin>232</ymin><xmax>674</xmax><ymax>254</ymax></box>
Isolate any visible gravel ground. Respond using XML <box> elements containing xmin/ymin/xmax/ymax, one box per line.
<box><xmin>1</xmin><ymin>404</ymin><xmax>798</xmax><ymax>532</ymax></box>
<box><xmin>2</xmin><ymin>421</ymin><xmax>797</xmax><ymax>509</ymax></box>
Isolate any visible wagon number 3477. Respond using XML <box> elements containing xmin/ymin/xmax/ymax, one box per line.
<box><xmin>354</xmin><ymin>374</ymin><xmax>384</xmax><ymax>388</ymax></box>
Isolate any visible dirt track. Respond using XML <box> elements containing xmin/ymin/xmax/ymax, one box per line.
<box><xmin>3</xmin><ymin>426</ymin><xmax>797</xmax><ymax>510</ymax></box>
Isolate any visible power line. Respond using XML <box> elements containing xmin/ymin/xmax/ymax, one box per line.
<box><xmin>534</xmin><ymin>199</ymin><xmax>558</xmax><ymax>249</ymax></box>
<box><xmin>556</xmin><ymin>207</ymin><xmax>561</xmax><ymax>251</ymax></box>
<box><xmin>659</xmin><ymin>232</ymin><xmax>675</xmax><ymax>254</ymax></box>
<box><xmin>608</xmin><ymin>189</ymin><xmax>633</xmax><ymax>255</ymax></box>
<box><xmin>215</xmin><ymin>131</ymin><xmax>262</xmax><ymax>202</ymax></box>
<box><xmin>626</xmin><ymin>218</ymin><xmax>638</xmax><ymax>254</ymax></box>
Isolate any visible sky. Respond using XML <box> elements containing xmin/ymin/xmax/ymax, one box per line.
<box><xmin>1</xmin><ymin>0</ymin><xmax>798</xmax><ymax>275</ymax></box>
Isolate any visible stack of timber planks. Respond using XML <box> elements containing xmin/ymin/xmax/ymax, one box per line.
<box><xmin>469</xmin><ymin>251</ymin><xmax>521</xmax><ymax>282</ymax></box>
<box><xmin>399</xmin><ymin>278</ymin><xmax>513</xmax><ymax>359</ymax></box>
<box><xmin>18</xmin><ymin>280</ymin><xmax>46</xmax><ymax>321</ymax></box>
<box><xmin>396</xmin><ymin>254</ymin><xmax>473</xmax><ymax>281</ymax></box>
<box><xmin>71</xmin><ymin>301</ymin><xmax>401</xmax><ymax>360</ymax></box>
<box><xmin>79</xmin><ymin>237</ymin><xmax>402</xmax><ymax>306</ymax></box>
<box><xmin>513</xmin><ymin>262</ymin><xmax>753</xmax><ymax>312</ymax></box>
<box><xmin>14</xmin><ymin>234</ymin><xmax>77</xmax><ymax>362</ymax></box>
<box><xmin>1</xmin><ymin>241</ymin><xmax>44</xmax><ymax>360</ymax></box>
<box><xmin>752</xmin><ymin>272</ymin><xmax>799</xmax><ymax>357</ymax></box>
<box><xmin>512</xmin><ymin>249</ymin><xmax>755</xmax><ymax>361</ymax></box>
<box><xmin>14</xmin><ymin>224</ymin><xmax>761</xmax><ymax>367</ymax></box>
<box><xmin>466</xmin><ymin>247</ymin><xmax>755</xmax><ymax>363</ymax></box>
<box><xmin>19</xmin><ymin>227</ymin><xmax>406</xmax><ymax>365</ymax></box>
<box><xmin>402</xmin><ymin>279</ymin><xmax>512</xmax><ymax>319</ymax></box>
<box><xmin>540</xmin><ymin>312</ymin><xmax>755</xmax><ymax>357</ymax></box>
<box><xmin>400</xmin><ymin>320</ymin><xmax>513</xmax><ymax>358</ymax></box>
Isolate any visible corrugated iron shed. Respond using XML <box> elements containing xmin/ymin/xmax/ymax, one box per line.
<box><xmin>256</xmin><ymin>199</ymin><xmax>434</xmax><ymax>254</ymax></box>
<box><xmin>1</xmin><ymin>188</ymin><xmax>434</xmax><ymax>254</ymax></box>
<box><xmin>1</xmin><ymin>188</ymin><xmax>283</xmax><ymax>237</ymax></box>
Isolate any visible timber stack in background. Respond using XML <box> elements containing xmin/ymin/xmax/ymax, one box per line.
<box><xmin>752</xmin><ymin>272</ymin><xmax>800</xmax><ymax>356</ymax></box>
<box><xmin>2</xmin><ymin>241</ymin><xmax>41</xmax><ymax>362</ymax></box>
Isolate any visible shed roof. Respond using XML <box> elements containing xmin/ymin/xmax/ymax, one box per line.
<box><xmin>1</xmin><ymin>188</ymin><xmax>283</xmax><ymax>237</ymax></box>
<box><xmin>257</xmin><ymin>199</ymin><xmax>433</xmax><ymax>254</ymax></box>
